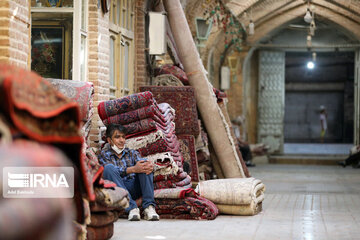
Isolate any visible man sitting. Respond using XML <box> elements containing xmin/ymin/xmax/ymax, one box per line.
<box><xmin>338</xmin><ymin>145</ymin><xmax>360</xmax><ymax>168</ymax></box>
<box><xmin>98</xmin><ymin>123</ymin><xmax>159</xmax><ymax>221</ymax></box>
<box><xmin>231</xmin><ymin>116</ymin><xmax>269</xmax><ymax>167</ymax></box>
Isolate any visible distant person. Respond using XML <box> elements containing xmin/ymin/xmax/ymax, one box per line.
<box><xmin>231</xmin><ymin>116</ymin><xmax>268</xmax><ymax>167</ymax></box>
<box><xmin>319</xmin><ymin>105</ymin><xmax>327</xmax><ymax>143</ymax></box>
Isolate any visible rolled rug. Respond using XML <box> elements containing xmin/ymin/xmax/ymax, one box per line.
<box><xmin>97</xmin><ymin>91</ymin><xmax>155</xmax><ymax>120</ymax></box>
<box><xmin>123</xmin><ymin>116</ymin><xmax>174</xmax><ymax>136</ymax></box>
<box><xmin>86</xmin><ymin>223</ymin><xmax>114</xmax><ymax>240</ymax></box>
<box><xmin>95</xmin><ymin>187</ymin><xmax>130</xmax><ymax>209</ymax></box>
<box><xmin>137</xmin><ymin>136</ymin><xmax>180</xmax><ymax>157</ymax></box>
<box><xmin>125</xmin><ymin>126</ymin><xmax>175</xmax><ymax>151</ymax></box>
<box><xmin>154</xmin><ymin>187</ymin><xmax>194</xmax><ymax>199</ymax></box>
<box><xmin>195</xmin><ymin>178</ymin><xmax>265</xmax><ymax>216</ymax></box>
<box><xmin>154</xmin><ymin>64</ymin><xmax>189</xmax><ymax>85</ymax></box>
<box><xmin>163</xmin><ymin>0</ymin><xmax>245</xmax><ymax>178</ymax></box>
<box><xmin>102</xmin><ymin>104</ymin><xmax>165</xmax><ymax>126</ymax></box>
<box><xmin>88</xmin><ymin>211</ymin><xmax>118</xmax><ymax>228</ymax></box>
<box><xmin>154</xmin><ymin>171</ymin><xmax>190</xmax><ymax>190</ymax></box>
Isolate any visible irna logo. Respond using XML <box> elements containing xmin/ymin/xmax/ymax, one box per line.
<box><xmin>8</xmin><ymin>172</ymin><xmax>69</xmax><ymax>188</ymax></box>
<box><xmin>3</xmin><ymin>167</ymin><xmax>74</xmax><ymax>198</ymax></box>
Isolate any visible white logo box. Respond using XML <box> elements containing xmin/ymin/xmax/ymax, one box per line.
<box><xmin>3</xmin><ymin>167</ymin><xmax>74</xmax><ymax>198</ymax></box>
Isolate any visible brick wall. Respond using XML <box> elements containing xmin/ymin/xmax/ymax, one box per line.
<box><xmin>87</xmin><ymin>0</ymin><xmax>110</xmax><ymax>148</ymax></box>
<box><xmin>0</xmin><ymin>0</ymin><xmax>30</xmax><ymax>68</ymax></box>
<box><xmin>134</xmin><ymin>0</ymin><xmax>150</xmax><ymax>92</ymax></box>
<box><xmin>87</xmin><ymin>0</ymin><xmax>151</xmax><ymax>148</ymax></box>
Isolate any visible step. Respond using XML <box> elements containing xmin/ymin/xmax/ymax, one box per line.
<box><xmin>269</xmin><ymin>154</ymin><xmax>347</xmax><ymax>165</ymax></box>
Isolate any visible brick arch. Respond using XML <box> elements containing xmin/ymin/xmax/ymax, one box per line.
<box><xmin>199</xmin><ymin>0</ymin><xmax>360</xmax><ymax>142</ymax></box>
<box><xmin>202</xmin><ymin>0</ymin><xmax>360</xmax><ymax>82</ymax></box>
<box><xmin>247</xmin><ymin>2</ymin><xmax>360</xmax><ymax>44</ymax></box>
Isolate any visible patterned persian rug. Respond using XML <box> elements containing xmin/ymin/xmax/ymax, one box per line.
<box><xmin>46</xmin><ymin>78</ymin><xmax>94</xmax><ymax>122</ymax></box>
<box><xmin>155</xmin><ymin>196</ymin><xmax>218</xmax><ymax>220</ymax></box>
<box><xmin>102</xmin><ymin>104</ymin><xmax>164</xmax><ymax>126</ymax></box>
<box><xmin>177</xmin><ymin>134</ymin><xmax>200</xmax><ymax>182</ymax></box>
<box><xmin>0</xmin><ymin>65</ymin><xmax>100</xmax><ymax>203</ymax></box>
<box><xmin>118</xmin><ymin>188</ymin><xmax>219</xmax><ymax>220</ymax></box>
<box><xmin>0</xmin><ymin>64</ymin><xmax>82</xmax><ymax>144</ymax></box>
<box><xmin>154</xmin><ymin>64</ymin><xmax>189</xmax><ymax>85</ymax></box>
<box><xmin>139</xmin><ymin>86</ymin><xmax>200</xmax><ymax>136</ymax></box>
<box><xmin>97</xmin><ymin>91</ymin><xmax>155</xmax><ymax>120</ymax></box>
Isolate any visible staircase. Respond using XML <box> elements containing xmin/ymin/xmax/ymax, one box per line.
<box><xmin>265</xmin><ymin>143</ymin><xmax>352</xmax><ymax>165</ymax></box>
<box><xmin>268</xmin><ymin>154</ymin><xmax>347</xmax><ymax>165</ymax></box>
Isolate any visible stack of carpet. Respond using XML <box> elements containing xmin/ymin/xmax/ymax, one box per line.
<box><xmin>0</xmin><ymin>65</ymin><xmax>87</xmax><ymax>239</ymax></box>
<box><xmin>98</xmin><ymin>92</ymin><xmax>219</xmax><ymax>220</ymax></box>
<box><xmin>47</xmin><ymin>78</ymin><xmax>130</xmax><ymax>239</ymax></box>
<box><xmin>139</xmin><ymin>86</ymin><xmax>201</xmax><ymax>184</ymax></box>
<box><xmin>153</xmin><ymin>65</ymin><xmax>250</xmax><ymax>179</ymax></box>
<box><xmin>97</xmin><ymin>91</ymin><xmax>190</xmax><ymax>190</ymax></box>
<box><xmin>151</xmin><ymin>68</ymin><xmax>226</xmax><ymax>182</ymax></box>
<box><xmin>87</xmin><ymin>185</ymin><xmax>129</xmax><ymax>240</ymax></box>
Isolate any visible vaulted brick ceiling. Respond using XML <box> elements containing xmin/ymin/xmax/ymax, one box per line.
<box><xmin>224</xmin><ymin>0</ymin><xmax>360</xmax><ymax>43</ymax></box>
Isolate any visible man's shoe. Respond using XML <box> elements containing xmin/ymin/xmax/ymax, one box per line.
<box><xmin>143</xmin><ymin>205</ymin><xmax>159</xmax><ymax>221</ymax></box>
<box><xmin>128</xmin><ymin>208</ymin><xmax>140</xmax><ymax>221</ymax></box>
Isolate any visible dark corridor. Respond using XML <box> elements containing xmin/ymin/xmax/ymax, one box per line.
<box><xmin>284</xmin><ymin>51</ymin><xmax>354</xmax><ymax>143</ymax></box>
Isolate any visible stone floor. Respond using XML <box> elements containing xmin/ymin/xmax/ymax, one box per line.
<box><xmin>113</xmin><ymin>164</ymin><xmax>360</xmax><ymax>240</ymax></box>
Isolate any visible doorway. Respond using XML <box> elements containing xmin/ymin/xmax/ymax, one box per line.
<box><xmin>284</xmin><ymin>51</ymin><xmax>354</xmax><ymax>154</ymax></box>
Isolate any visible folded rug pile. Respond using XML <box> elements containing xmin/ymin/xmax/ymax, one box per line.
<box><xmin>117</xmin><ymin>187</ymin><xmax>218</xmax><ymax>220</ymax></box>
<box><xmin>195</xmin><ymin>178</ymin><xmax>265</xmax><ymax>216</ymax></box>
<box><xmin>98</xmin><ymin>93</ymin><xmax>223</xmax><ymax>220</ymax></box>
<box><xmin>98</xmin><ymin>93</ymin><xmax>192</xmax><ymax>191</ymax></box>
<box><xmin>154</xmin><ymin>187</ymin><xmax>218</xmax><ymax>220</ymax></box>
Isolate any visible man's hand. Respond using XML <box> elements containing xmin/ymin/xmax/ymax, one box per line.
<box><xmin>134</xmin><ymin>160</ymin><xmax>154</xmax><ymax>175</ymax></box>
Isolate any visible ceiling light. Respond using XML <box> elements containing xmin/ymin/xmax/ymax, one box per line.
<box><xmin>307</xmin><ymin>61</ymin><xmax>314</xmax><ymax>69</ymax></box>
<box><xmin>304</xmin><ymin>9</ymin><xmax>312</xmax><ymax>23</ymax></box>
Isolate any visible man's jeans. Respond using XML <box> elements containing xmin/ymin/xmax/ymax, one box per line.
<box><xmin>102</xmin><ymin>164</ymin><xmax>155</xmax><ymax>212</ymax></box>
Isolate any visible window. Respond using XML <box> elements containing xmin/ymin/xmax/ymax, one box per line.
<box><xmin>109</xmin><ymin>0</ymin><xmax>135</xmax><ymax>97</ymax></box>
<box><xmin>109</xmin><ymin>36</ymin><xmax>116</xmax><ymax>97</ymax></box>
<box><xmin>79</xmin><ymin>0</ymin><xmax>88</xmax><ymax>82</ymax></box>
<box><xmin>31</xmin><ymin>0</ymin><xmax>88</xmax><ymax>81</ymax></box>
